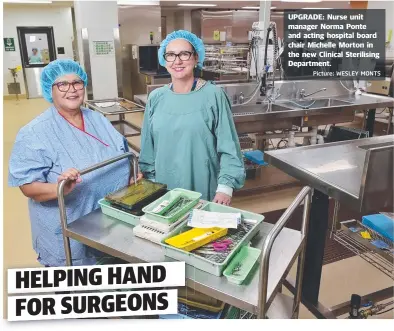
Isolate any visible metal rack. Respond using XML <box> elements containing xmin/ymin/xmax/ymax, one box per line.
<box><xmin>203</xmin><ymin>45</ymin><xmax>249</xmax><ymax>75</ymax></box>
<box><xmin>57</xmin><ymin>153</ymin><xmax>313</xmax><ymax>319</ymax></box>
<box><xmin>331</xmin><ymin>215</ymin><xmax>393</xmax><ymax>280</ymax></box>
<box><xmin>85</xmin><ymin>98</ymin><xmax>144</xmax><ymax>151</ymax></box>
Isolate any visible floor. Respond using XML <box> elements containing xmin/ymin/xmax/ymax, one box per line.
<box><xmin>3</xmin><ymin>97</ymin><xmax>393</xmax><ymax>319</ymax></box>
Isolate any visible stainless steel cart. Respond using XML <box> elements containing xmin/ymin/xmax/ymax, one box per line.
<box><xmin>57</xmin><ymin>153</ymin><xmax>313</xmax><ymax>319</ymax></box>
<box><xmin>85</xmin><ymin>98</ymin><xmax>144</xmax><ymax>145</ymax></box>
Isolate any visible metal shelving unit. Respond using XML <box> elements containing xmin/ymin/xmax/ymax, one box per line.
<box><xmin>85</xmin><ymin>98</ymin><xmax>144</xmax><ymax>150</ymax></box>
<box><xmin>203</xmin><ymin>45</ymin><xmax>249</xmax><ymax>76</ymax></box>
<box><xmin>332</xmin><ymin>218</ymin><xmax>393</xmax><ymax>280</ymax></box>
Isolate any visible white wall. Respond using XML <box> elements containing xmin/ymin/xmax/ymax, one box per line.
<box><xmin>74</xmin><ymin>1</ymin><xmax>119</xmax><ymax>99</ymax></box>
<box><xmin>119</xmin><ymin>6</ymin><xmax>162</xmax><ymax>45</ymax></box>
<box><xmin>3</xmin><ymin>4</ymin><xmax>74</xmax><ymax>96</ymax></box>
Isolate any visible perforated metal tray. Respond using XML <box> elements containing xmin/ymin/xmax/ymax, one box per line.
<box><xmin>160</xmin><ymin>203</ymin><xmax>264</xmax><ymax>276</ymax></box>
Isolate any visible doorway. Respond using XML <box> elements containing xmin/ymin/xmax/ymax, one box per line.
<box><xmin>17</xmin><ymin>26</ymin><xmax>56</xmax><ymax>98</ymax></box>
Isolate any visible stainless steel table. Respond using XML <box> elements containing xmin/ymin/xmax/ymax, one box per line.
<box><xmin>265</xmin><ymin>135</ymin><xmax>394</xmax><ymax>318</ymax></box>
<box><xmin>85</xmin><ymin>98</ymin><xmax>145</xmax><ymax>142</ymax></box>
<box><xmin>57</xmin><ymin>154</ymin><xmax>314</xmax><ymax>318</ymax></box>
<box><xmin>266</xmin><ymin>135</ymin><xmax>394</xmax><ymax>212</ymax></box>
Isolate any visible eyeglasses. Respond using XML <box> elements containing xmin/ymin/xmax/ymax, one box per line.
<box><xmin>163</xmin><ymin>51</ymin><xmax>194</xmax><ymax>62</ymax></box>
<box><xmin>53</xmin><ymin>80</ymin><xmax>85</xmax><ymax>93</ymax></box>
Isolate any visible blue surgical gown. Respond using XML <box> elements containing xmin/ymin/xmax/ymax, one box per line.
<box><xmin>139</xmin><ymin>81</ymin><xmax>245</xmax><ymax>201</ymax></box>
<box><xmin>8</xmin><ymin>106</ymin><xmax>131</xmax><ymax>267</ymax></box>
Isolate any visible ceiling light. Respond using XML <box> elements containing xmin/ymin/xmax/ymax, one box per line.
<box><xmin>4</xmin><ymin>0</ymin><xmax>52</xmax><ymax>3</ymax></box>
<box><xmin>177</xmin><ymin>3</ymin><xmax>217</xmax><ymax>7</ymax></box>
<box><xmin>281</xmin><ymin>0</ymin><xmax>322</xmax><ymax>2</ymax></box>
<box><xmin>242</xmin><ymin>6</ymin><xmax>277</xmax><ymax>10</ymax></box>
<box><xmin>117</xmin><ymin>0</ymin><xmax>159</xmax><ymax>5</ymax></box>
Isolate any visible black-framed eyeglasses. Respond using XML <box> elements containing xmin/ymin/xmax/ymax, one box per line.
<box><xmin>163</xmin><ymin>51</ymin><xmax>194</xmax><ymax>62</ymax></box>
<box><xmin>53</xmin><ymin>80</ymin><xmax>85</xmax><ymax>93</ymax></box>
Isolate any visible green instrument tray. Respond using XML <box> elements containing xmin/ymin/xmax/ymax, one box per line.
<box><xmin>223</xmin><ymin>246</ymin><xmax>261</xmax><ymax>285</ymax></box>
<box><xmin>142</xmin><ymin>188</ymin><xmax>202</xmax><ymax>224</ymax></box>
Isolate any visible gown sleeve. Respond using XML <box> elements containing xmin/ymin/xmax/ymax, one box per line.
<box><xmin>8</xmin><ymin>128</ymin><xmax>53</xmax><ymax>187</ymax></box>
<box><xmin>139</xmin><ymin>93</ymin><xmax>157</xmax><ymax>181</ymax></box>
<box><xmin>214</xmin><ymin>88</ymin><xmax>246</xmax><ymax>191</ymax></box>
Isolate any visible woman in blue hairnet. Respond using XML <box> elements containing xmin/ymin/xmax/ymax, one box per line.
<box><xmin>8</xmin><ymin>59</ymin><xmax>131</xmax><ymax>267</ymax></box>
<box><xmin>138</xmin><ymin>30</ymin><xmax>245</xmax><ymax>205</ymax></box>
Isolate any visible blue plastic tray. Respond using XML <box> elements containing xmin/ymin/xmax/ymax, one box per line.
<box><xmin>362</xmin><ymin>214</ymin><xmax>394</xmax><ymax>242</ymax></box>
<box><xmin>243</xmin><ymin>150</ymin><xmax>268</xmax><ymax>166</ymax></box>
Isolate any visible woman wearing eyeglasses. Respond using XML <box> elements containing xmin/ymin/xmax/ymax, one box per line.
<box><xmin>139</xmin><ymin>30</ymin><xmax>245</xmax><ymax>206</ymax></box>
<box><xmin>8</xmin><ymin>59</ymin><xmax>131</xmax><ymax>267</ymax></box>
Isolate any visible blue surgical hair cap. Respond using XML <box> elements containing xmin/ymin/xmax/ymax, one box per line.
<box><xmin>40</xmin><ymin>59</ymin><xmax>88</xmax><ymax>103</ymax></box>
<box><xmin>158</xmin><ymin>30</ymin><xmax>205</xmax><ymax>69</ymax></box>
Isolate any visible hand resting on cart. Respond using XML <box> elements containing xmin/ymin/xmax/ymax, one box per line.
<box><xmin>57</xmin><ymin>168</ymin><xmax>82</xmax><ymax>196</ymax></box>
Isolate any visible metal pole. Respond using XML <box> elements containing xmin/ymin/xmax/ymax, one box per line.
<box><xmin>387</xmin><ymin>108</ymin><xmax>393</xmax><ymax>135</ymax></box>
<box><xmin>257</xmin><ymin>186</ymin><xmax>312</xmax><ymax>318</ymax></box>
<box><xmin>330</xmin><ymin>200</ymin><xmax>340</xmax><ymax>238</ymax></box>
<box><xmin>365</xmin><ymin>109</ymin><xmax>376</xmax><ymax>137</ymax></box>
<box><xmin>292</xmin><ymin>190</ymin><xmax>312</xmax><ymax>318</ymax></box>
<box><xmin>58</xmin><ymin>179</ymin><xmax>72</xmax><ymax>266</ymax></box>
<box><xmin>57</xmin><ymin>152</ymin><xmax>137</xmax><ymax>266</ymax></box>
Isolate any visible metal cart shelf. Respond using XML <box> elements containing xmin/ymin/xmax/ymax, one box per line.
<box><xmin>57</xmin><ymin>153</ymin><xmax>313</xmax><ymax>319</ymax></box>
<box><xmin>85</xmin><ymin>98</ymin><xmax>145</xmax><ymax>147</ymax></box>
<box><xmin>332</xmin><ymin>219</ymin><xmax>393</xmax><ymax>279</ymax></box>
<box><xmin>266</xmin><ymin>135</ymin><xmax>394</xmax><ymax>319</ymax></box>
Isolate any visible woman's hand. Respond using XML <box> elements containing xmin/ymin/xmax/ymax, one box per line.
<box><xmin>213</xmin><ymin>192</ymin><xmax>232</xmax><ymax>206</ymax></box>
<box><xmin>57</xmin><ymin>168</ymin><xmax>82</xmax><ymax>196</ymax></box>
<box><xmin>129</xmin><ymin>172</ymin><xmax>143</xmax><ymax>185</ymax></box>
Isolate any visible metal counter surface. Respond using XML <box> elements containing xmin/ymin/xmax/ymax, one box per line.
<box><xmin>265</xmin><ymin>135</ymin><xmax>394</xmax><ymax>211</ymax></box>
<box><xmin>66</xmin><ymin>209</ymin><xmax>302</xmax><ymax>313</ymax></box>
<box><xmin>85</xmin><ymin>98</ymin><xmax>144</xmax><ymax>115</ymax></box>
<box><xmin>133</xmin><ymin>92</ymin><xmax>393</xmax><ymax>122</ymax></box>
<box><xmin>233</xmin><ymin>93</ymin><xmax>394</xmax><ymax>123</ymax></box>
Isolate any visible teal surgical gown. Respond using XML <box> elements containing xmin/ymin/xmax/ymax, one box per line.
<box><xmin>8</xmin><ymin>106</ymin><xmax>131</xmax><ymax>267</ymax></box>
<box><xmin>139</xmin><ymin>81</ymin><xmax>245</xmax><ymax>201</ymax></box>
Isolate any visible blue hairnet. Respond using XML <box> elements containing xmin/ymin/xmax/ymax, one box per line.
<box><xmin>40</xmin><ymin>59</ymin><xmax>88</xmax><ymax>103</ymax></box>
<box><xmin>158</xmin><ymin>30</ymin><xmax>205</xmax><ymax>69</ymax></box>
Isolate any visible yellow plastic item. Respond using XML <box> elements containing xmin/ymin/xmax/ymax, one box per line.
<box><xmin>165</xmin><ymin>227</ymin><xmax>228</xmax><ymax>252</ymax></box>
<box><xmin>360</xmin><ymin>231</ymin><xmax>372</xmax><ymax>240</ymax></box>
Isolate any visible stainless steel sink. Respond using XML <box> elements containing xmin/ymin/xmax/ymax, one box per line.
<box><xmin>232</xmin><ymin>103</ymin><xmax>293</xmax><ymax>116</ymax></box>
<box><xmin>277</xmin><ymin>98</ymin><xmax>354</xmax><ymax>110</ymax></box>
